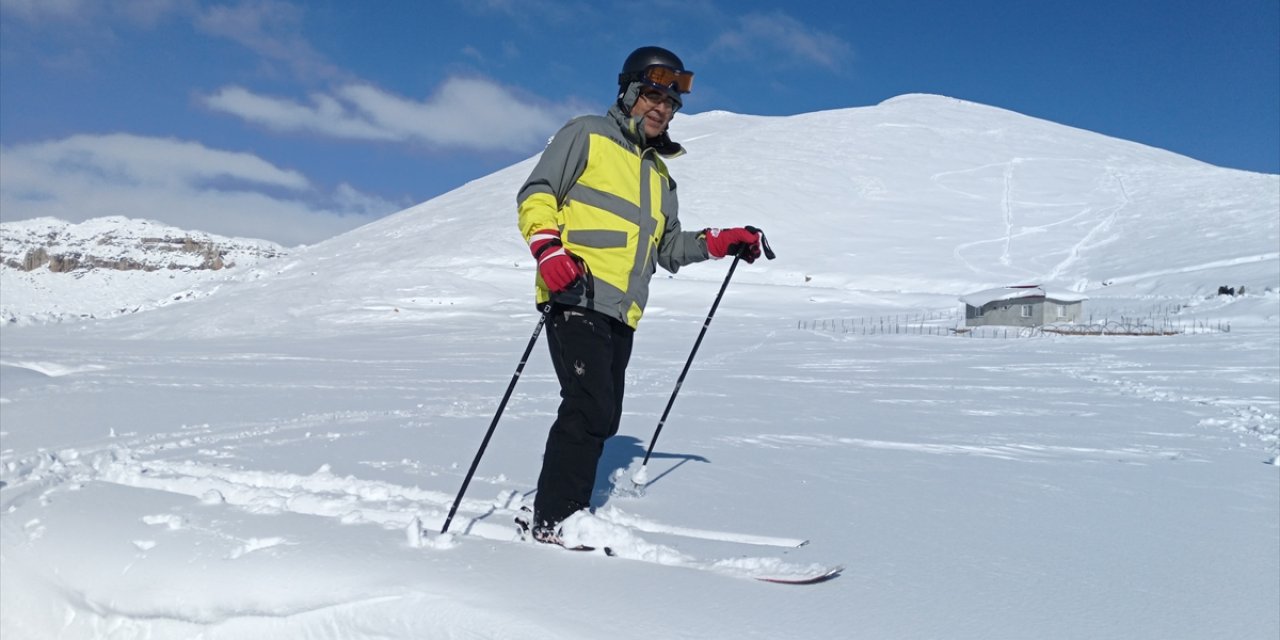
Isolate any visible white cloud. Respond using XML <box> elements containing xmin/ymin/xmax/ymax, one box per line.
<box><xmin>203</xmin><ymin>78</ymin><xmax>580</xmax><ymax>152</ymax></box>
<box><xmin>710</xmin><ymin>10</ymin><xmax>854</xmax><ymax>71</ymax></box>
<box><xmin>3</xmin><ymin>133</ymin><xmax>310</xmax><ymax>190</ymax></box>
<box><xmin>460</xmin><ymin>45</ymin><xmax>486</xmax><ymax>63</ymax></box>
<box><xmin>0</xmin><ymin>0</ymin><xmax>82</xmax><ymax>21</ymax></box>
<box><xmin>2</xmin><ymin>0</ymin><xmax>336</xmax><ymax>79</ymax></box>
<box><xmin>203</xmin><ymin>87</ymin><xmax>398</xmax><ymax>141</ymax></box>
<box><xmin>0</xmin><ymin>0</ymin><xmax>184</xmax><ymax>26</ymax></box>
<box><xmin>194</xmin><ymin>0</ymin><xmax>340</xmax><ymax>81</ymax></box>
<box><xmin>0</xmin><ymin>134</ymin><xmax>399</xmax><ymax>246</ymax></box>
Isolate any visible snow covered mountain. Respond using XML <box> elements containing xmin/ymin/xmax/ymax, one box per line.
<box><xmin>3</xmin><ymin>95</ymin><xmax>1276</xmax><ymax>334</ymax></box>
<box><xmin>0</xmin><ymin>216</ymin><xmax>286</xmax><ymax>325</ymax></box>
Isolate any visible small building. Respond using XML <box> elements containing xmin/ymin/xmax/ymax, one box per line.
<box><xmin>960</xmin><ymin>285</ymin><xmax>1088</xmax><ymax>328</ymax></box>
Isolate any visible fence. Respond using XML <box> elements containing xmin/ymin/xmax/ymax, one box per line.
<box><xmin>796</xmin><ymin>310</ymin><xmax>957</xmax><ymax>334</ymax></box>
<box><xmin>1039</xmin><ymin>318</ymin><xmax>1231</xmax><ymax>336</ymax></box>
<box><xmin>798</xmin><ymin>310</ymin><xmax>1230</xmax><ymax>339</ymax></box>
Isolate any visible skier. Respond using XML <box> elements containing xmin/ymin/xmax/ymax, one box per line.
<box><xmin>516</xmin><ymin>46</ymin><xmax>764</xmax><ymax>544</ymax></box>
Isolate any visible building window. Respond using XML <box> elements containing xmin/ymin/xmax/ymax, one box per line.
<box><xmin>1055</xmin><ymin>304</ymin><xmax>1067</xmax><ymax>318</ymax></box>
<box><xmin>1021</xmin><ymin>304</ymin><xmax>1033</xmax><ymax>318</ymax></box>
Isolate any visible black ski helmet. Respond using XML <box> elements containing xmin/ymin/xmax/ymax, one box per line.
<box><xmin>618</xmin><ymin>46</ymin><xmax>690</xmax><ymax>92</ymax></box>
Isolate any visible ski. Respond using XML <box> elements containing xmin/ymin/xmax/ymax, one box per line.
<box><xmin>417</xmin><ymin>510</ymin><xmax>839</xmax><ymax>586</ymax></box>
<box><xmin>540</xmin><ymin>540</ymin><xmax>600</xmax><ymax>553</ymax></box>
<box><xmin>752</xmin><ymin>565</ymin><xmax>844</xmax><ymax>585</ymax></box>
<box><xmin>592</xmin><ymin>506</ymin><xmax>808</xmax><ymax>548</ymax></box>
<box><xmin>475</xmin><ymin>499</ymin><xmax>808</xmax><ymax>549</ymax></box>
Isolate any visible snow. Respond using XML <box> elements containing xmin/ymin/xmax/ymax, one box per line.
<box><xmin>0</xmin><ymin>216</ymin><xmax>287</xmax><ymax>325</ymax></box>
<box><xmin>1</xmin><ymin>94</ymin><xmax>1278</xmax><ymax>639</ymax></box>
<box><xmin>959</xmin><ymin>285</ymin><xmax>1090</xmax><ymax>307</ymax></box>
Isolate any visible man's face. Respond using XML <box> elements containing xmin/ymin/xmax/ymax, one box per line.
<box><xmin>630</xmin><ymin>88</ymin><xmax>678</xmax><ymax>139</ymax></box>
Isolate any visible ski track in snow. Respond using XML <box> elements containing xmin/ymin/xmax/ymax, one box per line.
<box><xmin>1042</xmin><ymin>169</ymin><xmax>1129</xmax><ymax>282</ymax></box>
<box><xmin>0</xmin><ymin>360</ymin><xmax>110</xmax><ymax>378</ymax></box>
<box><xmin>717</xmin><ymin>433</ymin><xmax>1193</xmax><ymax>464</ymax></box>
<box><xmin>1</xmin><ymin>420</ymin><xmax>825</xmax><ymax>589</ymax></box>
<box><xmin>1100</xmin><ymin>252</ymin><xmax>1280</xmax><ymax>286</ymax></box>
<box><xmin>1063</xmin><ymin>354</ymin><xmax>1280</xmax><ymax>461</ymax></box>
<box><xmin>938</xmin><ymin>158</ymin><xmax>1131</xmax><ymax>284</ymax></box>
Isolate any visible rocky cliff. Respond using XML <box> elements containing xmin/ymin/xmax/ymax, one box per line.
<box><xmin>2</xmin><ymin>216</ymin><xmax>285</xmax><ymax>274</ymax></box>
<box><xmin>0</xmin><ymin>216</ymin><xmax>289</xmax><ymax>325</ymax></box>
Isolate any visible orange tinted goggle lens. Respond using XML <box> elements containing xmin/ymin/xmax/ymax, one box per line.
<box><xmin>643</xmin><ymin>65</ymin><xmax>693</xmax><ymax>93</ymax></box>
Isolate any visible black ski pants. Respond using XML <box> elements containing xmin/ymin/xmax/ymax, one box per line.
<box><xmin>534</xmin><ymin>304</ymin><xmax>634</xmax><ymax>529</ymax></box>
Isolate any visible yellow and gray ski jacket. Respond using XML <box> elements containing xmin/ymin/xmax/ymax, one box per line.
<box><xmin>517</xmin><ymin>105</ymin><xmax>709</xmax><ymax>329</ymax></box>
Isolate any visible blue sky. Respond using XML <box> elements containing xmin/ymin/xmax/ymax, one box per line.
<box><xmin>2</xmin><ymin>0</ymin><xmax>1277</xmax><ymax>245</ymax></box>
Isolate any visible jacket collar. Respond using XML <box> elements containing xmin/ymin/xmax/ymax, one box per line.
<box><xmin>608</xmin><ymin>104</ymin><xmax>686</xmax><ymax>159</ymax></box>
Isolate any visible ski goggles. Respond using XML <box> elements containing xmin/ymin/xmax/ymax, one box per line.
<box><xmin>637</xmin><ymin>65</ymin><xmax>694</xmax><ymax>94</ymax></box>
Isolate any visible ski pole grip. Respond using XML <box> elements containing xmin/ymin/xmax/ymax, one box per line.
<box><xmin>744</xmin><ymin>225</ymin><xmax>776</xmax><ymax>260</ymax></box>
<box><xmin>570</xmin><ymin>254</ymin><xmax>595</xmax><ymax>300</ymax></box>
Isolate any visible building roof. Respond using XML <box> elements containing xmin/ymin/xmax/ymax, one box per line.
<box><xmin>959</xmin><ymin>285</ymin><xmax>1089</xmax><ymax>307</ymax></box>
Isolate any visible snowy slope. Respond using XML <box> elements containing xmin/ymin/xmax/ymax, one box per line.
<box><xmin>1</xmin><ymin>94</ymin><xmax>1277</xmax><ymax>640</ymax></box>
<box><xmin>32</xmin><ymin>94</ymin><xmax>1267</xmax><ymax>340</ymax></box>
<box><xmin>0</xmin><ymin>216</ymin><xmax>286</xmax><ymax>325</ymax></box>
<box><xmin>4</xmin><ymin>95</ymin><xmax>1276</xmax><ymax>336</ymax></box>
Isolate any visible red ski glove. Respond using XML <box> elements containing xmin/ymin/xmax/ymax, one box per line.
<box><xmin>704</xmin><ymin>227</ymin><xmax>762</xmax><ymax>263</ymax></box>
<box><xmin>529</xmin><ymin>229</ymin><xmax>582</xmax><ymax>292</ymax></box>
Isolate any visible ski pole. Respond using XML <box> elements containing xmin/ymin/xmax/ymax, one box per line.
<box><xmin>441</xmin><ymin>302</ymin><xmax>553</xmax><ymax>534</ymax></box>
<box><xmin>632</xmin><ymin>226</ymin><xmax>775</xmax><ymax>486</ymax></box>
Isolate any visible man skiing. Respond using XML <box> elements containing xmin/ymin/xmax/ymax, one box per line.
<box><xmin>516</xmin><ymin>45</ymin><xmax>764</xmax><ymax>543</ymax></box>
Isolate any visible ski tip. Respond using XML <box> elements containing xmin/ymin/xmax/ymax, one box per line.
<box><xmin>755</xmin><ymin>565</ymin><xmax>844</xmax><ymax>585</ymax></box>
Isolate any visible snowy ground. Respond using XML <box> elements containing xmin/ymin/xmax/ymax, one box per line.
<box><xmin>2</xmin><ymin>283</ymin><xmax>1276</xmax><ymax>639</ymax></box>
